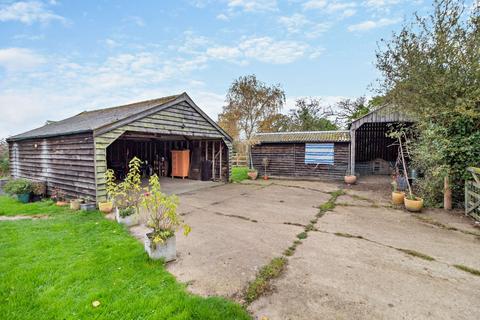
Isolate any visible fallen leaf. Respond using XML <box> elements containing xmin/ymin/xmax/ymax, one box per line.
<box><xmin>92</xmin><ymin>300</ymin><xmax>101</xmax><ymax>308</ymax></box>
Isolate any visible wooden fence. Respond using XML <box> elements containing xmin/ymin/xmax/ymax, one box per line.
<box><xmin>465</xmin><ymin>167</ymin><xmax>480</xmax><ymax>221</ymax></box>
<box><xmin>232</xmin><ymin>153</ymin><xmax>248</xmax><ymax>167</ymax></box>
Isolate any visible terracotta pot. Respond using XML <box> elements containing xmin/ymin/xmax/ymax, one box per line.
<box><xmin>247</xmin><ymin>171</ymin><xmax>258</xmax><ymax>180</ymax></box>
<box><xmin>263</xmin><ymin>175</ymin><xmax>269</xmax><ymax>180</ymax></box>
<box><xmin>391</xmin><ymin>192</ymin><xmax>405</xmax><ymax>205</ymax></box>
<box><xmin>70</xmin><ymin>199</ymin><xmax>81</xmax><ymax>210</ymax></box>
<box><xmin>56</xmin><ymin>201</ymin><xmax>68</xmax><ymax>207</ymax></box>
<box><xmin>404</xmin><ymin>197</ymin><xmax>424</xmax><ymax>212</ymax></box>
<box><xmin>98</xmin><ymin>201</ymin><xmax>113</xmax><ymax>213</ymax></box>
<box><xmin>344</xmin><ymin>175</ymin><xmax>357</xmax><ymax>185</ymax></box>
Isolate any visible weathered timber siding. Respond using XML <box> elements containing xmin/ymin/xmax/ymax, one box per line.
<box><xmin>94</xmin><ymin>101</ymin><xmax>231</xmax><ymax>201</ymax></box>
<box><xmin>251</xmin><ymin>142</ymin><xmax>349</xmax><ymax>179</ymax></box>
<box><xmin>8</xmin><ymin>133</ymin><xmax>96</xmax><ymax>199</ymax></box>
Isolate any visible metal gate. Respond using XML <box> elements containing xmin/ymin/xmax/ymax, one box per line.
<box><xmin>465</xmin><ymin>167</ymin><xmax>480</xmax><ymax>221</ymax></box>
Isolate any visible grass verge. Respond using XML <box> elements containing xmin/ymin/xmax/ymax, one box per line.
<box><xmin>231</xmin><ymin>166</ymin><xmax>249</xmax><ymax>183</ymax></box>
<box><xmin>0</xmin><ymin>196</ymin><xmax>249</xmax><ymax>319</ymax></box>
<box><xmin>453</xmin><ymin>264</ymin><xmax>480</xmax><ymax>276</ymax></box>
<box><xmin>0</xmin><ymin>196</ymin><xmax>74</xmax><ymax>217</ymax></box>
<box><xmin>397</xmin><ymin>248</ymin><xmax>435</xmax><ymax>261</ymax></box>
<box><xmin>245</xmin><ymin>257</ymin><xmax>287</xmax><ymax>304</ymax></box>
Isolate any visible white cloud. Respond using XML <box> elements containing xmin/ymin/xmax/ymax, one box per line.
<box><xmin>227</xmin><ymin>0</ymin><xmax>277</xmax><ymax>12</ymax></box>
<box><xmin>0</xmin><ymin>1</ymin><xmax>66</xmax><ymax>25</ymax></box>
<box><xmin>278</xmin><ymin>13</ymin><xmax>330</xmax><ymax>38</ymax></box>
<box><xmin>278</xmin><ymin>13</ymin><xmax>310</xmax><ymax>33</ymax></box>
<box><xmin>348</xmin><ymin>17</ymin><xmax>400</xmax><ymax>31</ymax></box>
<box><xmin>363</xmin><ymin>0</ymin><xmax>401</xmax><ymax>8</ymax></box>
<box><xmin>216</xmin><ymin>13</ymin><xmax>229</xmax><ymax>21</ymax></box>
<box><xmin>206</xmin><ymin>46</ymin><xmax>241</xmax><ymax>60</ymax></box>
<box><xmin>239</xmin><ymin>37</ymin><xmax>307</xmax><ymax>64</ymax></box>
<box><xmin>0</xmin><ymin>47</ymin><xmax>45</xmax><ymax>71</ymax></box>
<box><xmin>303</xmin><ymin>0</ymin><xmax>327</xmax><ymax>10</ymax></box>
<box><xmin>104</xmin><ymin>38</ymin><xmax>120</xmax><ymax>48</ymax></box>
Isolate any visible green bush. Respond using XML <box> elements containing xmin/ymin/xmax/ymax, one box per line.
<box><xmin>4</xmin><ymin>178</ymin><xmax>33</xmax><ymax>195</ymax></box>
<box><xmin>231</xmin><ymin>166</ymin><xmax>249</xmax><ymax>182</ymax></box>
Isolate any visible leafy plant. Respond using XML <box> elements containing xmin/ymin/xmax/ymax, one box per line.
<box><xmin>141</xmin><ymin>174</ymin><xmax>191</xmax><ymax>248</ymax></box>
<box><xmin>112</xmin><ymin>157</ymin><xmax>143</xmax><ymax>211</ymax></box>
<box><xmin>31</xmin><ymin>181</ymin><xmax>46</xmax><ymax>196</ymax></box>
<box><xmin>4</xmin><ymin>178</ymin><xmax>32</xmax><ymax>195</ymax></box>
<box><xmin>105</xmin><ymin>168</ymin><xmax>118</xmax><ymax>201</ymax></box>
<box><xmin>51</xmin><ymin>188</ymin><xmax>66</xmax><ymax>202</ymax></box>
<box><xmin>0</xmin><ymin>138</ymin><xmax>8</xmax><ymax>177</ymax></box>
<box><xmin>119</xmin><ymin>206</ymin><xmax>135</xmax><ymax>218</ymax></box>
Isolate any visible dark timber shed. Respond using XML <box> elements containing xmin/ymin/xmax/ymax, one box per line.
<box><xmin>251</xmin><ymin>131</ymin><xmax>351</xmax><ymax>179</ymax></box>
<box><xmin>7</xmin><ymin>93</ymin><xmax>233</xmax><ymax>202</ymax></box>
<box><xmin>349</xmin><ymin>104</ymin><xmax>413</xmax><ymax>176</ymax></box>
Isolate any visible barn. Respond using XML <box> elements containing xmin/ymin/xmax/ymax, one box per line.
<box><xmin>7</xmin><ymin>93</ymin><xmax>233</xmax><ymax>202</ymax></box>
<box><xmin>251</xmin><ymin>105</ymin><xmax>413</xmax><ymax>180</ymax></box>
<box><xmin>251</xmin><ymin>131</ymin><xmax>351</xmax><ymax>179</ymax></box>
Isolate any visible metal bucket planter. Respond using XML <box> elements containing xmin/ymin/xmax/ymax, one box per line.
<box><xmin>144</xmin><ymin>233</ymin><xmax>176</xmax><ymax>262</ymax></box>
<box><xmin>17</xmin><ymin>193</ymin><xmax>30</xmax><ymax>203</ymax></box>
<box><xmin>80</xmin><ymin>203</ymin><xmax>96</xmax><ymax>211</ymax></box>
<box><xmin>115</xmin><ymin>208</ymin><xmax>139</xmax><ymax>226</ymax></box>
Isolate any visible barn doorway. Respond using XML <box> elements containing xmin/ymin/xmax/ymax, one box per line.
<box><xmin>106</xmin><ymin>131</ymin><xmax>229</xmax><ymax>187</ymax></box>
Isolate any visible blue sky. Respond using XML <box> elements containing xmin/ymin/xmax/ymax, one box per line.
<box><xmin>0</xmin><ymin>0</ymin><xmax>432</xmax><ymax>138</ymax></box>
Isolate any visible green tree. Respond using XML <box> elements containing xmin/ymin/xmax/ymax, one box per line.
<box><xmin>288</xmin><ymin>98</ymin><xmax>338</xmax><ymax>131</ymax></box>
<box><xmin>219</xmin><ymin>74</ymin><xmax>285</xmax><ymax>140</ymax></box>
<box><xmin>375</xmin><ymin>0</ymin><xmax>480</xmax><ymax>206</ymax></box>
<box><xmin>334</xmin><ymin>96</ymin><xmax>371</xmax><ymax>127</ymax></box>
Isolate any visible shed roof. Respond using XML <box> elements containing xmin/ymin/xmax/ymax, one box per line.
<box><xmin>7</xmin><ymin>93</ymin><xmax>232</xmax><ymax>142</ymax></box>
<box><xmin>254</xmin><ymin>131</ymin><xmax>350</xmax><ymax>144</ymax></box>
<box><xmin>349</xmin><ymin>104</ymin><xmax>413</xmax><ymax>131</ymax></box>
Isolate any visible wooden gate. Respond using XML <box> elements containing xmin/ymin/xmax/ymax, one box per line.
<box><xmin>465</xmin><ymin>167</ymin><xmax>480</xmax><ymax>221</ymax></box>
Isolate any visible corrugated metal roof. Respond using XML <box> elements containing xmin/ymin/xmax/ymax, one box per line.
<box><xmin>254</xmin><ymin>131</ymin><xmax>351</xmax><ymax>143</ymax></box>
<box><xmin>8</xmin><ymin>94</ymin><xmax>181</xmax><ymax>141</ymax></box>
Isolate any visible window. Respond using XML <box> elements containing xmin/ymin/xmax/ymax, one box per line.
<box><xmin>305</xmin><ymin>143</ymin><xmax>334</xmax><ymax>165</ymax></box>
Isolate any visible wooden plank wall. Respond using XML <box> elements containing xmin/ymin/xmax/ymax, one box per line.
<box><xmin>355</xmin><ymin>123</ymin><xmax>398</xmax><ymax>162</ymax></box>
<box><xmin>8</xmin><ymin>133</ymin><xmax>96</xmax><ymax>199</ymax></box>
<box><xmin>251</xmin><ymin>142</ymin><xmax>349</xmax><ymax>179</ymax></box>
<box><xmin>94</xmin><ymin>101</ymin><xmax>231</xmax><ymax>201</ymax></box>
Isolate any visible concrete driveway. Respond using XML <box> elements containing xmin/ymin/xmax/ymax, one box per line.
<box><xmin>133</xmin><ymin>178</ymin><xmax>480</xmax><ymax>319</ymax></box>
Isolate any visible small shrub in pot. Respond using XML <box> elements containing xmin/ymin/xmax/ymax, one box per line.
<box><xmin>4</xmin><ymin>178</ymin><xmax>32</xmax><ymax>203</ymax></box>
<box><xmin>141</xmin><ymin>174</ymin><xmax>191</xmax><ymax>261</ymax></box>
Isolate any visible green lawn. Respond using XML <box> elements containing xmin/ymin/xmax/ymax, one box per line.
<box><xmin>0</xmin><ymin>196</ymin><xmax>250</xmax><ymax>320</ymax></box>
<box><xmin>231</xmin><ymin>167</ymin><xmax>249</xmax><ymax>183</ymax></box>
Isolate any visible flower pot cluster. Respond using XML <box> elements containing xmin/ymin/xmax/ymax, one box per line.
<box><xmin>3</xmin><ymin>178</ymin><xmax>48</xmax><ymax>204</ymax></box>
<box><xmin>391</xmin><ymin>180</ymin><xmax>424</xmax><ymax>212</ymax></box>
<box><xmin>105</xmin><ymin>157</ymin><xmax>191</xmax><ymax>261</ymax></box>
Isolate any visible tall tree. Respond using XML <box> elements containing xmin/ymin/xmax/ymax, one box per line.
<box><xmin>334</xmin><ymin>96</ymin><xmax>370</xmax><ymax>127</ymax></box>
<box><xmin>375</xmin><ymin>0</ymin><xmax>480</xmax><ymax>206</ymax></box>
<box><xmin>220</xmin><ymin>75</ymin><xmax>285</xmax><ymax>140</ymax></box>
<box><xmin>288</xmin><ymin>98</ymin><xmax>337</xmax><ymax>131</ymax></box>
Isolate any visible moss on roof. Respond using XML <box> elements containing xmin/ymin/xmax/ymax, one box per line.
<box><xmin>254</xmin><ymin>131</ymin><xmax>350</xmax><ymax>143</ymax></box>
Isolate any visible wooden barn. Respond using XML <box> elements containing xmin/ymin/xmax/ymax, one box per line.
<box><xmin>349</xmin><ymin>104</ymin><xmax>413</xmax><ymax>176</ymax></box>
<box><xmin>251</xmin><ymin>131</ymin><xmax>351</xmax><ymax>179</ymax></box>
<box><xmin>7</xmin><ymin>93</ymin><xmax>233</xmax><ymax>202</ymax></box>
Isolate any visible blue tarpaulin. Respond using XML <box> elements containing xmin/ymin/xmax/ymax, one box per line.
<box><xmin>305</xmin><ymin>143</ymin><xmax>334</xmax><ymax>164</ymax></box>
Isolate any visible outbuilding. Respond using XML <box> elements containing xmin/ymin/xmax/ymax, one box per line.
<box><xmin>251</xmin><ymin>131</ymin><xmax>351</xmax><ymax>179</ymax></box>
<box><xmin>7</xmin><ymin>93</ymin><xmax>233</xmax><ymax>202</ymax></box>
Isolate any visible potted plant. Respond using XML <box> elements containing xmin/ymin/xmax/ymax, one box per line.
<box><xmin>391</xmin><ymin>180</ymin><xmax>405</xmax><ymax>205</ymax></box>
<box><xmin>70</xmin><ymin>198</ymin><xmax>82</xmax><ymax>210</ymax></box>
<box><xmin>262</xmin><ymin>157</ymin><xmax>269</xmax><ymax>180</ymax></box>
<box><xmin>247</xmin><ymin>168</ymin><xmax>258</xmax><ymax>180</ymax></box>
<box><xmin>344</xmin><ymin>174</ymin><xmax>357</xmax><ymax>185</ymax></box>
<box><xmin>51</xmin><ymin>188</ymin><xmax>68</xmax><ymax>206</ymax></box>
<box><xmin>80</xmin><ymin>196</ymin><xmax>96</xmax><ymax>211</ymax></box>
<box><xmin>31</xmin><ymin>180</ymin><xmax>46</xmax><ymax>202</ymax></box>
<box><xmin>4</xmin><ymin>178</ymin><xmax>32</xmax><ymax>203</ymax></box>
<box><xmin>113</xmin><ymin>157</ymin><xmax>142</xmax><ymax>226</ymax></box>
<box><xmin>99</xmin><ymin>169</ymin><xmax>117</xmax><ymax>213</ymax></box>
<box><xmin>141</xmin><ymin>174</ymin><xmax>191</xmax><ymax>261</ymax></box>
<box><xmin>404</xmin><ymin>194</ymin><xmax>424</xmax><ymax>212</ymax></box>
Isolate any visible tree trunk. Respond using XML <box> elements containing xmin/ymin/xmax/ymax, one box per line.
<box><xmin>444</xmin><ymin>175</ymin><xmax>452</xmax><ymax>210</ymax></box>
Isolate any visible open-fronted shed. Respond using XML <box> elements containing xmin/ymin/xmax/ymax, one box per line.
<box><xmin>349</xmin><ymin>104</ymin><xmax>414</xmax><ymax>175</ymax></box>
<box><xmin>7</xmin><ymin>93</ymin><xmax>232</xmax><ymax>202</ymax></box>
<box><xmin>251</xmin><ymin>131</ymin><xmax>351</xmax><ymax>179</ymax></box>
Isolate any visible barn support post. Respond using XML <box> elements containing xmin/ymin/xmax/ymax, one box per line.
<box><xmin>350</xmin><ymin>129</ymin><xmax>356</xmax><ymax>175</ymax></box>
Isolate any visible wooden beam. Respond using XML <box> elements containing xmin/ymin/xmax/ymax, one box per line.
<box><xmin>350</xmin><ymin>129</ymin><xmax>355</xmax><ymax>175</ymax></box>
<box><xmin>219</xmin><ymin>141</ymin><xmax>223</xmax><ymax>180</ymax></box>
<box><xmin>212</xmin><ymin>140</ymin><xmax>215</xmax><ymax>180</ymax></box>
